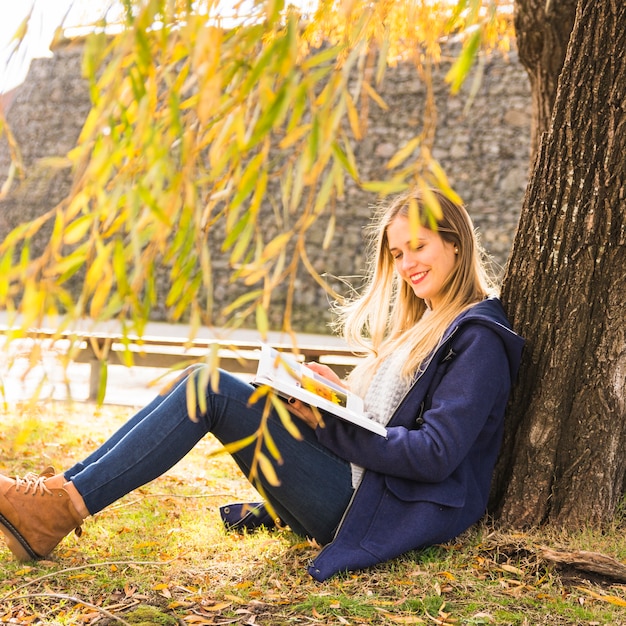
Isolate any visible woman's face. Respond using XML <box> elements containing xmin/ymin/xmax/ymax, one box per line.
<box><xmin>386</xmin><ymin>214</ymin><xmax>458</xmax><ymax>309</ymax></box>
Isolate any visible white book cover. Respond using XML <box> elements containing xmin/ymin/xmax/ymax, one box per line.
<box><xmin>252</xmin><ymin>344</ymin><xmax>387</xmax><ymax>437</ymax></box>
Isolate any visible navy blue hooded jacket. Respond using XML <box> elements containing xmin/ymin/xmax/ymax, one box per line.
<box><xmin>308</xmin><ymin>297</ymin><xmax>524</xmax><ymax>581</ymax></box>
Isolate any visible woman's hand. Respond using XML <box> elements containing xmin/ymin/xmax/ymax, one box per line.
<box><xmin>304</xmin><ymin>362</ymin><xmax>348</xmax><ymax>389</ymax></box>
<box><xmin>285</xmin><ymin>397</ymin><xmax>320</xmax><ymax>429</ymax></box>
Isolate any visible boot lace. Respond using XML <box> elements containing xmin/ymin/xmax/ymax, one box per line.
<box><xmin>14</xmin><ymin>473</ymin><xmax>52</xmax><ymax>496</ymax></box>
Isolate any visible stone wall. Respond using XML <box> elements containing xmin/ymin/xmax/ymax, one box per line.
<box><xmin>0</xmin><ymin>42</ymin><xmax>531</xmax><ymax>333</ymax></box>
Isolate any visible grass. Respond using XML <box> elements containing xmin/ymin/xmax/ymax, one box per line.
<box><xmin>1</xmin><ymin>401</ymin><xmax>625</xmax><ymax>625</ymax></box>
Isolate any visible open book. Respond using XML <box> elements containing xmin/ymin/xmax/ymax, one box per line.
<box><xmin>252</xmin><ymin>343</ymin><xmax>387</xmax><ymax>437</ymax></box>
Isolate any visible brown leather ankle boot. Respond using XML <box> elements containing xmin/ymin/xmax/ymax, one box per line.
<box><xmin>0</xmin><ymin>470</ymin><xmax>84</xmax><ymax>561</ymax></box>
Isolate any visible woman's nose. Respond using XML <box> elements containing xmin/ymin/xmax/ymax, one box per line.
<box><xmin>401</xmin><ymin>252</ymin><xmax>415</xmax><ymax>272</ymax></box>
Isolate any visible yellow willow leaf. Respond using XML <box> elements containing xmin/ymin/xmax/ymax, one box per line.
<box><xmin>313</xmin><ymin>170</ymin><xmax>335</xmax><ymax>215</ymax></box>
<box><xmin>197</xmin><ymin>73</ymin><xmax>222</xmax><ymax>126</ymax></box>
<box><xmin>322</xmin><ymin>213</ymin><xmax>336</xmax><ymax>250</ymax></box>
<box><xmin>219</xmin><ymin>433</ymin><xmax>258</xmax><ymax>457</ymax></box>
<box><xmin>301</xmin><ymin>44</ymin><xmax>341</xmax><ymax>70</ymax></box>
<box><xmin>49</xmin><ymin>210</ymin><xmax>66</xmax><ymax>254</ymax></box>
<box><xmin>37</xmin><ymin>156</ymin><xmax>73</xmax><ymax>170</ymax></box>
<box><xmin>44</xmin><ymin>251</ymin><xmax>85</xmax><ymax>279</ymax></box>
<box><xmin>408</xmin><ymin>197</ymin><xmax>420</xmax><ymax>247</ymax></box>
<box><xmin>96</xmin><ymin>360</ymin><xmax>108</xmax><ymax>405</ymax></box>
<box><xmin>228</xmin><ymin>152</ymin><xmax>266</xmax><ymax>225</ymax></box>
<box><xmin>112</xmin><ymin>239</ymin><xmax>129</xmax><ymax>294</ymax></box>
<box><xmin>248</xmin><ymin>169</ymin><xmax>268</xmax><ymax>218</ymax></box>
<box><xmin>0</xmin><ymin>253</ymin><xmax>12</xmax><ymax>300</ymax></box>
<box><xmin>0</xmin><ymin>161</ymin><xmax>17</xmax><ymax>200</ymax></box>
<box><xmin>262</xmin><ymin>232</ymin><xmax>292</xmax><ymax>262</ymax></box>
<box><xmin>387</xmin><ymin>136</ymin><xmax>421</xmax><ymax>170</ymax></box>
<box><xmin>171</xmin><ymin>274</ymin><xmax>202</xmax><ymax>322</ymax></box>
<box><xmin>279</xmin><ymin>123</ymin><xmax>312</xmax><ymax>150</ymax></box>
<box><xmin>21</xmin><ymin>288</ymin><xmax>46</xmax><ymax>329</ymax></box>
<box><xmin>263</xmin><ymin>426</ymin><xmax>282</xmax><ymax>462</ymax></box>
<box><xmin>417</xmin><ymin>179</ymin><xmax>444</xmax><ymax>227</ymax></box>
<box><xmin>575</xmin><ymin>587</ymin><xmax>626</xmax><ymax>607</ymax></box>
<box><xmin>186</xmin><ymin>375</ymin><xmax>198</xmax><ymax>422</ymax></box>
<box><xmin>361</xmin><ymin>180</ymin><xmax>410</xmax><ymax>195</ymax></box>
<box><xmin>281</xmin><ymin>165</ymin><xmax>293</xmax><ymax>209</ymax></box>
<box><xmin>90</xmin><ymin>271</ymin><xmax>113</xmax><ymax>318</ymax></box>
<box><xmin>85</xmin><ymin>245</ymin><xmax>109</xmax><ymax>287</ymax></box>
<box><xmin>361</xmin><ymin>80</ymin><xmax>388</xmax><ymax>110</ymax></box>
<box><xmin>229</xmin><ymin>220</ymin><xmax>254</xmax><ymax>266</ymax></box>
<box><xmin>196</xmin><ymin>357</ymin><xmax>212</xmax><ymax>416</ymax></box>
<box><xmin>10</xmin><ymin>12</ymin><xmax>31</xmax><ymax>43</ymax></box>
<box><xmin>258</xmin><ymin>452</ymin><xmax>281</xmax><ymax>487</ymax></box>
<box><xmin>210</xmin><ymin>355</ymin><xmax>222</xmax><ymax>393</ymax></box>
<box><xmin>270</xmin><ymin>395</ymin><xmax>303</xmax><ymax>440</ymax></box>
<box><xmin>256</xmin><ymin>303</ymin><xmax>269</xmax><ymax>336</ymax></box>
<box><xmin>426</xmin><ymin>155</ymin><xmax>463</xmax><ymax>205</ymax></box>
<box><xmin>289</xmin><ymin>155</ymin><xmax>306</xmax><ymax>212</ymax></box>
<box><xmin>223</xmin><ymin>289</ymin><xmax>264</xmax><ymax>315</ymax></box>
<box><xmin>249</xmin><ymin>384</ymin><xmax>269</xmax><ymax>406</ymax></box>
<box><xmin>499</xmin><ymin>563</ymin><xmax>524</xmax><ymax>577</ymax></box>
<box><xmin>376</xmin><ymin>34</ymin><xmax>390</xmax><ymax>85</ymax></box>
<box><xmin>241</xmin><ymin>266</ymin><xmax>268</xmax><ymax>286</ymax></box>
<box><xmin>63</xmin><ymin>215</ymin><xmax>94</xmax><ymax>245</ymax></box>
<box><xmin>345</xmin><ymin>92</ymin><xmax>362</xmax><ymax>140</ymax></box>
<box><xmin>5</xmin><ymin>212</ymin><xmax>51</xmax><ymax>249</ymax></box>
<box><xmin>248</xmin><ymin>83</ymin><xmax>292</xmax><ymax>150</ymax></box>
<box><xmin>332</xmin><ymin>140</ymin><xmax>359</xmax><ymax>180</ymax></box>
<box><xmin>208</xmin><ymin>112</ymin><xmax>237</xmax><ymax>168</ymax></box>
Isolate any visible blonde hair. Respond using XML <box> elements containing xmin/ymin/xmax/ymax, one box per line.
<box><xmin>335</xmin><ymin>188</ymin><xmax>497</xmax><ymax>389</ymax></box>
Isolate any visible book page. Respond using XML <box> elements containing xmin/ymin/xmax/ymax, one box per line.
<box><xmin>253</xmin><ymin>343</ymin><xmax>385</xmax><ymax>437</ymax></box>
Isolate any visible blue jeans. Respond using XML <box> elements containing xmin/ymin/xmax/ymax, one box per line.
<box><xmin>64</xmin><ymin>367</ymin><xmax>354</xmax><ymax>544</ymax></box>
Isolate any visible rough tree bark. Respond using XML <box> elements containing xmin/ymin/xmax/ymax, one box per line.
<box><xmin>513</xmin><ymin>0</ymin><xmax>578</xmax><ymax>155</ymax></box>
<box><xmin>491</xmin><ymin>0</ymin><xmax>626</xmax><ymax>527</ymax></box>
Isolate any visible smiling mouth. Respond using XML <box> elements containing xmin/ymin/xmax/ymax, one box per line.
<box><xmin>410</xmin><ymin>271</ymin><xmax>427</xmax><ymax>284</ymax></box>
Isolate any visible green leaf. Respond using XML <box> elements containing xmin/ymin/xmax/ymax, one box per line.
<box><xmin>313</xmin><ymin>170</ymin><xmax>336</xmax><ymax>215</ymax></box>
<box><xmin>445</xmin><ymin>28</ymin><xmax>482</xmax><ymax>94</ymax></box>
<box><xmin>361</xmin><ymin>180</ymin><xmax>410</xmax><ymax>195</ymax></box>
<box><xmin>229</xmin><ymin>220</ymin><xmax>255</xmax><ymax>265</ymax></box>
<box><xmin>247</xmin><ymin>81</ymin><xmax>292</xmax><ymax>150</ymax></box>
<box><xmin>301</xmin><ymin>45</ymin><xmax>342</xmax><ymax>70</ymax></box>
<box><xmin>96</xmin><ymin>360</ymin><xmax>108</xmax><ymax>406</ymax></box>
<box><xmin>223</xmin><ymin>289</ymin><xmax>264</xmax><ymax>315</ymax></box>
<box><xmin>228</xmin><ymin>152</ymin><xmax>266</xmax><ymax>225</ymax></box>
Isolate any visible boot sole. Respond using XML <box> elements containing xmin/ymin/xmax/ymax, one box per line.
<box><xmin>0</xmin><ymin>512</ymin><xmax>41</xmax><ymax>561</ymax></box>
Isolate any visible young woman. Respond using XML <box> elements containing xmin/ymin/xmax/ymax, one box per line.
<box><xmin>0</xmin><ymin>189</ymin><xmax>523</xmax><ymax>581</ymax></box>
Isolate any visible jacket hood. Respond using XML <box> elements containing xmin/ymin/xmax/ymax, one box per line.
<box><xmin>446</xmin><ymin>297</ymin><xmax>524</xmax><ymax>383</ymax></box>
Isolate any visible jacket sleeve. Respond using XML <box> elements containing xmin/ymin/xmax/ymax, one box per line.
<box><xmin>313</xmin><ymin>324</ymin><xmax>511</xmax><ymax>482</ymax></box>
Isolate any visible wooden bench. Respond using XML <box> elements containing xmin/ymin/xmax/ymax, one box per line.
<box><xmin>0</xmin><ymin>315</ymin><xmax>361</xmax><ymax>401</ymax></box>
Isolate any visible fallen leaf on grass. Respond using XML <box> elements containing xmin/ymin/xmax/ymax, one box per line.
<box><xmin>575</xmin><ymin>586</ymin><xmax>626</xmax><ymax>607</ymax></box>
<box><xmin>389</xmin><ymin>616</ymin><xmax>426</xmax><ymax>624</ymax></box>
<box><xmin>499</xmin><ymin>563</ymin><xmax>525</xmax><ymax>577</ymax></box>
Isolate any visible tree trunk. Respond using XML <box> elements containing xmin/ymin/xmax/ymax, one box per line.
<box><xmin>492</xmin><ymin>0</ymin><xmax>626</xmax><ymax>528</ymax></box>
<box><xmin>513</xmin><ymin>0</ymin><xmax>577</xmax><ymax>156</ymax></box>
